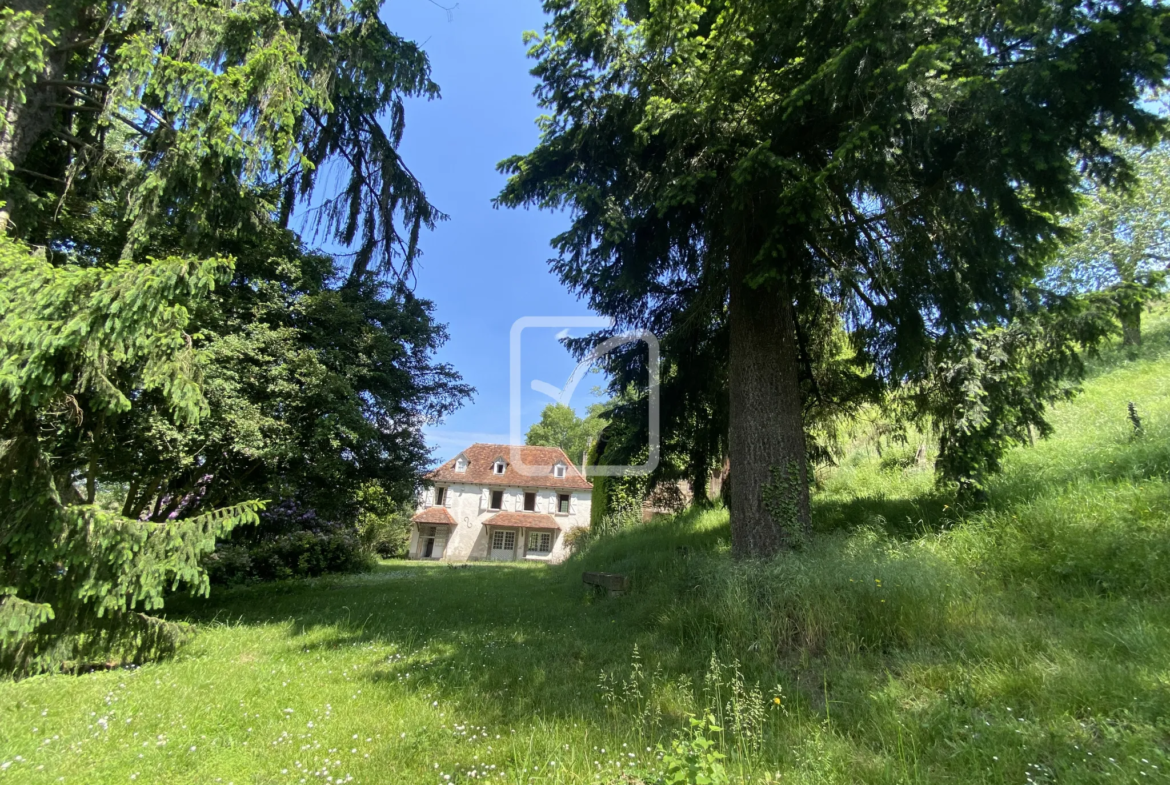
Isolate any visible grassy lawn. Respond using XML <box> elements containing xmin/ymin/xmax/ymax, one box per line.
<box><xmin>3</xmin><ymin>313</ymin><xmax>1170</xmax><ymax>784</ymax></box>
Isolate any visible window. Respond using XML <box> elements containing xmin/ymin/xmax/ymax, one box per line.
<box><xmin>455</xmin><ymin>457</ymin><xmax>467</xmax><ymax>472</ymax></box>
<box><xmin>492</xmin><ymin>529</ymin><xmax>515</xmax><ymax>551</ymax></box>
<box><xmin>528</xmin><ymin>531</ymin><xmax>552</xmax><ymax>555</ymax></box>
<box><xmin>433</xmin><ymin>487</ymin><xmax>446</xmax><ymax>506</ymax></box>
<box><xmin>524</xmin><ymin>492</ymin><xmax>536</xmax><ymax>512</ymax></box>
<box><xmin>490</xmin><ymin>489</ymin><xmax>504</xmax><ymax>510</ymax></box>
<box><xmin>557</xmin><ymin>493</ymin><xmax>570</xmax><ymax>514</ymax></box>
<box><xmin>493</xmin><ymin>460</ymin><xmax>506</xmax><ymax>475</ymax></box>
<box><xmin>554</xmin><ymin>464</ymin><xmax>566</xmax><ymax>479</ymax></box>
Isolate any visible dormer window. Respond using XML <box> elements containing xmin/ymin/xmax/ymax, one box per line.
<box><xmin>493</xmin><ymin>460</ymin><xmax>506</xmax><ymax>475</ymax></box>
<box><xmin>554</xmin><ymin>463</ymin><xmax>566</xmax><ymax>479</ymax></box>
<box><xmin>455</xmin><ymin>456</ymin><xmax>467</xmax><ymax>472</ymax></box>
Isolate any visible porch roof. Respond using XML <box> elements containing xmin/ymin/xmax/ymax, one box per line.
<box><xmin>412</xmin><ymin>507</ymin><xmax>456</xmax><ymax>525</ymax></box>
<box><xmin>484</xmin><ymin>511</ymin><xmax>561</xmax><ymax>530</ymax></box>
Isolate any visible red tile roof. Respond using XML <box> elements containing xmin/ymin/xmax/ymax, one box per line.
<box><xmin>426</xmin><ymin>443</ymin><xmax>592</xmax><ymax>491</ymax></box>
<box><xmin>483</xmin><ymin>511</ymin><xmax>562</xmax><ymax>530</ymax></box>
<box><xmin>412</xmin><ymin>507</ymin><xmax>456</xmax><ymax>525</ymax></box>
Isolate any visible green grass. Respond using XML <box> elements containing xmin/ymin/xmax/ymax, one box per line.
<box><xmin>4</xmin><ymin>311</ymin><xmax>1170</xmax><ymax>784</ymax></box>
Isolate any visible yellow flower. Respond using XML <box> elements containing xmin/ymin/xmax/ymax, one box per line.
<box><xmin>773</xmin><ymin>697</ymin><xmax>782</xmax><ymax>705</ymax></box>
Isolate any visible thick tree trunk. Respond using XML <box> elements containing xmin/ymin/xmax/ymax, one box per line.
<box><xmin>727</xmin><ymin>254</ymin><xmax>810</xmax><ymax>558</ymax></box>
<box><xmin>1120</xmin><ymin>300</ymin><xmax>1142</xmax><ymax>347</ymax></box>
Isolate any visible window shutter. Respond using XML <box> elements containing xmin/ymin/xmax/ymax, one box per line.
<box><xmin>425</xmin><ymin>487</ymin><xmax>435</xmax><ymax>507</ymax></box>
<box><xmin>506</xmin><ymin>491</ymin><xmax>517</xmax><ymax>512</ymax></box>
<box><xmin>535</xmin><ymin>493</ymin><xmax>545</xmax><ymax>514</ymax></box>
<box><xmin>569</xmin><ymin>495</ymin><xmax>578</xmax><ymax>515</ymax></box>
<box><xmin>444</xmin><ymin>487</ymin><xmax>454</xmax><ymax>508</ymax></box>
<box><xmin>480</xmin><ymin>488</ymin><xmax>489</xmax><ymax>510</ymax></box>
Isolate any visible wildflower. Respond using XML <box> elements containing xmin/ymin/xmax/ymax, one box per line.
<box><xmin>773</xmin><ymin>697</ymin><xmax>782</xmax><ymax>705</ymax></box>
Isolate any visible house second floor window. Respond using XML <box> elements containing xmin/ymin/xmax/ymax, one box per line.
<box><xmin>434</xmin><ymin>487</ymin><xmax>446</xmax><ymax>506</ymax></box>
<box><xmin>554</xmin><ymin>464</ymin><xmax>566</xmax><ymax>478</ymax></box>
<box><xmin>557</xmin><ymin>493</ymin><xmax>570</xmax><ymax>514</ymax></box>
<box><xmin>490</xmin><ymin>490</ymin><xmax>504</xmax><ymax>510</ymax></box>
<box><xmin>524</xmin><ymin>492</ymin><xmax>536</xmax><ymax>512</ymax></box>
<box><xmin>528</xmin><ymin>531</ymin><xmax>552</xmax><ymax>554</ymax></box>
<box><xmin>493</xmin><ymin>461</ymin><xmax>505</xmax><ymax>475</ymax></box>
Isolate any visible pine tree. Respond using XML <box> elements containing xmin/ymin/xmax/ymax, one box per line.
<box><xmin>498</xmin><ymin>0</ymin><xmax>1170</xmax><ymax>556</ymax></box>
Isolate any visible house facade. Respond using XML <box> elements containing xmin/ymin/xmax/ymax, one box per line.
<box><xmin>408</xmin><ymin>443</ymin><xmax>592</xmax><ymax>563</ymax></box>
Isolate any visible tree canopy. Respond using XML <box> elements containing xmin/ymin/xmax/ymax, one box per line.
<box><xmin>1050</xmin><ymin>139</ymin><xmax>1170</xmax><ymax>345</ymax></box>
<box><xmin>525</xmin><ymin>402</ymin><xmax>606</xmax><ymax>468</ymax></box>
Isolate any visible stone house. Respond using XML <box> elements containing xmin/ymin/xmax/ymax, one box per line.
<box><xmin>408</xmin><ymin>443</ymin><xmax>592</xmax><ymax>562</ymax></box>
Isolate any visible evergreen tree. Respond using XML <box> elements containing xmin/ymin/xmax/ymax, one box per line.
<box><xmin>499</xmin><ymin>0</ymin><xmax>1170</xmax><ymax>556</ymax></box>
<box><xmin>0</xmin><ymin>0</ymin><xmax>466</xmax><ymax>669</ymax></box>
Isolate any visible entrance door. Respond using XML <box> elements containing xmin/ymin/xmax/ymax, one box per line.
<box><xmin>419</xmin><ymin>526</ymin><xmax>447</xmax><ymax>560</ymax></box>
<box><xmin>490</xmin><ymin>529</ymin><xmax>516</xmax><ymax>561</ymax></box>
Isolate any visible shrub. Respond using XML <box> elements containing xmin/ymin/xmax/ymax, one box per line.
<box><xmin>353</xmin><ymin>483</ymin><xmax>413</xmax><ymax>559</ymax></box>
<box><xmin>204</xmin><ymin>499</ymin><xmax>372</xmax><ymax>585</ymax></box>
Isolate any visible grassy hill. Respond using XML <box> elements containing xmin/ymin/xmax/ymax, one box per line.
<box><xmin>2</xmin><ymin>311</ymin><xmax>1169</xmax><ymax>784</ymax></box>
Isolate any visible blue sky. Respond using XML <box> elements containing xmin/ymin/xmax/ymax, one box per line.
<box><xmin>382</xmin><ymin>0</ymin><xmax>606</xmax><ymax>464</ymax></box>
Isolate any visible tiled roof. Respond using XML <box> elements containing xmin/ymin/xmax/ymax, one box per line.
<box><xmin>483</xmin><ymin>511</ymin><xmax>562</xmax><ymax>530</ymax></box>
<box><xmin>412</xmin><ymin>507</ymin><xmax>456</xmax><ymax>525</ymax></box>
<box><xmin>425</xmin><ymin>443</ymin><xmax>592</xmax><ymax>490</ymax></box>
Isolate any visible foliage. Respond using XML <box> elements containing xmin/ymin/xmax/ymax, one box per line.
<box><xmin>101</xmin><ymin>223</ymin><xmax>469</xmax><ymax>522</ymax></box>
<box><xmin>525</xmin><ymin>402</ymin><xmax>606</xmax><ymax>468</ymax></box>
<box><xmin>657</xmin><ymin>715</ymin><xmax>729</xmax><ymax>785</ymax></box>
<box><xmin>1051</xmin><ymin>140</ymin><xmax>1170</xmax><ymax>294</ymax></box>
<box><xmin>588</xmin><ymin>432</ymin><xmax>650</xmax><ymax>534</ymax></box>
<box><xmin>353</xmin><ymin>483</ymin><xmax>413</xmax><ymax>559</ymax></box>
<box><xmin>4</xmin><ymin>0</ymin><xmax>441</xmax><ymax>281</ymax></box>
<box><xmin>0</xmin><ymin>236</ymin><xmax>263</xmax><ymax>672</ymax></box>
<box><xmin>204</xmin><ymin>500</ymin><xmax>370</xmax><ymax>585</ymax></box>
<box><xmin>911</xmin><ymin>292</ymin><xmax>1120</xmax><ymax>497</ymax></box>
<box><xmin>498</xmin><ymin>0</ymin><xmax>1170</xmax><ymax>552</ymax></box>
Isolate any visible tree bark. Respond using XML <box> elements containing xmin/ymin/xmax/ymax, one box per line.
<box><xmin>1120</xmin><ymin>300</ymin><xmax>1142</xmax><ymax>347</ymax></box>
<box><xmin>727</xmin><ymin>252</ymin><xmax>811</xmax><ymax>558</ymax></box>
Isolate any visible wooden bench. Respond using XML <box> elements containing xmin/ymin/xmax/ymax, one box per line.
<box><xmin>582</xmin><ymin>571</ymin><xmax>630</xmax><ymax>597</ymax></box>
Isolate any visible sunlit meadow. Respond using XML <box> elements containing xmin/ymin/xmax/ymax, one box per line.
<box><xmin>3</xmin><ymin>312</ymin><xmax>1170</xmax><ymax>784</ymax></box>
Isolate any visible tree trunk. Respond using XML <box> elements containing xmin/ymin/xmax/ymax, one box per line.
<box><xmin>689</xmin><ymin>447</ymin><xmax>710</xmax><ymax>506</ymax></box>
<box><xmin>1120</xmin><ymin>300</ymin><xmax>1142</xmax><ymax>347</ymax></box>
<box><xmin>727</xmin><ymin>254</ymin><xmax>810</xmax><ymax>558</ymax></box>
<box><xmin>0</xmin><ymin>0</ymin><xmax>66</xmax><ymax>232</ymax></box>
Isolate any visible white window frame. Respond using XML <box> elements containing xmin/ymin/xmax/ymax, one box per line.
<box><xmin>554</xmin><ymin>463</ymin><xmax>566</xmax><ymax>479</ymax></box>
<box><xmin>490</xmin><ymin>489</ymin><xmax>504</xmax><ymax>510</ymax></box>
<box><xmin>455</xmin><ymin>457</ymin><xmax>467</xmax><ymax>472</ymax></box>
<box><xmin>523</xmin><ymin>491</ymin><xmax>537</xmax><ymax>512</ymax></box>
<box><xmin>433</xmin><ymin>486</ymin><xmax>446</xmax><ymax>507</ymax></box>
<box><xmin>493</xmin><ymin>460</ymin><xmax>506</xmax><ymax>475</ymax></box>
<box><xmin>527</xmin><ymin>530</ymin><xmax>553</xmax><ymax>556</ymax></box>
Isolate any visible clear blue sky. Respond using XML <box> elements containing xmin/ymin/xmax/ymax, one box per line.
<box><xmin>384</xmin><ymin>0</ymin><xmax>605</xmax><ymax>464</ymax></box>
